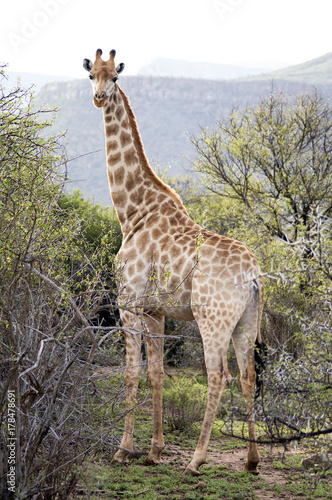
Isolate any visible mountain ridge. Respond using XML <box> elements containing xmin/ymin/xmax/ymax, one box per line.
<box><xmin>28</xmin><ymin>51</ymin><xmax>332</xmax><ymax>205</ymax></box>
<box><xmin>137</xmin><ymin>57</ymin><xmax>289</xmax><ymax>80</ymax></box>
<box><xmin>244</xmin><ymin>52</ymin><xmax>332</xmax><ymax>84</ymax></box>
<box><xmin>34</xmin><ymin>78</ymin><xmax>332</xmax><ymax>205</ymax></box>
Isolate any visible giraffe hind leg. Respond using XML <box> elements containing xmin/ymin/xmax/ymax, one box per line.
<box><xmin>232</xmin><ymin>301</ymin><xmax>261</xmax><ymax>474</ymax></box>
<box><xmin>185</xmin><ymin>309</ymin><xmax>234</xmax><ymax>475</ymax></box>
<box><xmin>184</xmin><ymin>361</ymin><xmax>231</xmax><ymax>475</ymax></box>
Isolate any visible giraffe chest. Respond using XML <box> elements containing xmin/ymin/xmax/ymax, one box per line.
<box><xmin>117</xmin><ymin>230</ymin><xmax>198</xmax><ymax>319</ymax></box>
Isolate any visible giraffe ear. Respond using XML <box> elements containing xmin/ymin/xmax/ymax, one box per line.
<box><xmin>116</xmin><ymin>62</ymin><xmax>125</xmax><ymax>74</ymax></box>
<box><xmin>83</xmin><ymin>58</ymin><xmax>93</xmax><ymax>72</ymax></box>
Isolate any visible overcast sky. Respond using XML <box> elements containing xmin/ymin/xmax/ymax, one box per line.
<box><xmin>2</xmin><ymin>0</ymin><xmax>332</xmax><ymax>78</ymax></box>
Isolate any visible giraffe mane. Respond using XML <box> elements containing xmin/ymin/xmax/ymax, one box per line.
<box><xmin>118</xmin><ymin>86</ymin><xmax>188</xmax><ymax>214</ymax></box>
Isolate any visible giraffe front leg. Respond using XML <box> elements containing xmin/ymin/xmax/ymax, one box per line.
<box><xmin>112</xmin><ymin>311</ymin><xmax>142</xmax><ymax>464</ymax></box>
<box><xmin>144</xmin><ymin>316</ymin><xmax>165</xmax><ymax>465</ymax></box>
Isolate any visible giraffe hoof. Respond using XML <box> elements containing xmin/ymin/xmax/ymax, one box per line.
<box><xmin>111</xmin><ymin>456</ymin><xmax>128</xmax><ymax>465</ymax></box>
<box><xmin>245</xmin><ymin>463</ymin><xmax>259</xmax><ymax>475</ymax></box>
<box><xmin>111</xmin><ymin>451</ymin><xmax>129</xmax><ymax>464</ymax></box>
<box><xmin>144</xmin><ymin>456</ymin><xmax>160</xmax><ymax>466</ymax></box>
<box><xmin>184</xmin><ymin>466</ymin><xmax>200</xmax><ymax>476</ymax></box>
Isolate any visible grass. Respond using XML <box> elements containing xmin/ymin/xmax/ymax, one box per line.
<box><xmin>77</xmin><ymin>459</ymin><xmax>265</xmax><ymax>500</ymax></box>
<box><xmin>76</xmin><ymin>452</ymin><xmax>332</xmax><ymax>500</ymax></box>
<box><xmin>74</xmin><ymin>370</ymin><xmax>332</xmax><ymax>500</ymax></box>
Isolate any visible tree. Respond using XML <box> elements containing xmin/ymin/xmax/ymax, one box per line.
<box><xmin>190</xmin><ymin>89</ymin><xmax>332</xmax><ymax>451</ymax></box>
<box><xmin>191</xmin><ymin>90</ymin><xmax>332</xmax><ymax>285</ymax></box>
<box><xmin>191</xmin><ymin>90</ymin><xmax>332</xmax><ymax>244</ymax></box>
<box><xmin>0</xmin><ymin>73</ymin><xmax>122</xmax><ymax>499</ymax></box>
<box><xmin>191</xmin><ymin>90</ymin><xmax>332</xmax><ymax>334</ymax></box>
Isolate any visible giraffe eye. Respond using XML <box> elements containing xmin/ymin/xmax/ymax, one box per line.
<box><xmin>89</xmin><ymin>75</ymin><xmax>94</xmax><ymax>80</ymax></box>
<box><xmin>112</xmin><ymin>76</ymin><xmax>118</xmax><ymax>83</ymax></box>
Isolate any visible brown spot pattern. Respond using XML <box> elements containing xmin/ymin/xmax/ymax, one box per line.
<box><xmin>114</xmin><ymin>166</ymin><xmax>125</xmax><ymax>185</ymax></box>
<box><xmin>106</xmin><ymin>123</ymin><xmax>120</xmax><ymax>136</ymax></box>
<box><xmin>124</xmin><ymin>146</ymin><xmax>138</xmax><ymax>167</ymax></box>
<box><xmin>108</xmin><ymin>152</ymin><xmax>122</xmax><ymax>164</ymax></box>
<box><xmin>125</xmin><ymin>171</ymin><xmax>136</xmax><ymax>192</ymax></box>
<box><xmin>115</xmin><ymin>106</ymin><xmax>124</xmax><ymax>121</ymax></box>
<box><xmin>120</xmin><ymin>130</ymin><xmax>132</xmax><ymax>148</ymax></box>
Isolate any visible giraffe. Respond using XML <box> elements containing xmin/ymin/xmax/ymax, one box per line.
<box><xmin>83</xmin><ymin>49</ymin><xmax>264</xmax><ymax>475</ymax></box>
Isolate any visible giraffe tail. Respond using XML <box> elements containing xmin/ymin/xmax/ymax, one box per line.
<box><xmin>254</xmin><ymin>339</ymin><xmax>267</xmax><ymax>399</ymax></box>
<box><xmin>253</xmin><ymin>276</ymin><xmax>267</xmax><ymax>399</ymax></box>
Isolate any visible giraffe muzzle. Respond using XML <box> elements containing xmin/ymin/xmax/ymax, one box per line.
<box><xmin>93</xmin><ymin>94</ymin><xmax>107</xmax><ymax>108</ymax></box>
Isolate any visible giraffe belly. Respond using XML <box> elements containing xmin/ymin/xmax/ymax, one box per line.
<box><xmin>157</xmin><ymin>304</ymin><xmax>195</xmax><ymax>321</ymax></box>
<box><xmin>118</xmin><ymin>284</ymin><xmax>195</xmax><ymax>321</ymax></box>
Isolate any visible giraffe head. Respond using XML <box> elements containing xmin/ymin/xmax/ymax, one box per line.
<box><xmin>83</xmin><ymin>49</ymin><xmax>125</xmax><ymax>108</ymax></box>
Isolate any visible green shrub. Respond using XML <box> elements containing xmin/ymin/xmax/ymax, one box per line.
<box><xmin>163</xmin><ymin>378</ymin><xmax>208</xmax><ymax>432</ymax></box>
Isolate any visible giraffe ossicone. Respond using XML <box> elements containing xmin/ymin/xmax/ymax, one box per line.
<box><xmin>83</xmin><ymin>48</ymin><xmax>264</xmax><ymax>475</ymax></box>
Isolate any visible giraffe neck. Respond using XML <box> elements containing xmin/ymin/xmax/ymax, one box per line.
<box><xmin>102</xmin><ymin>86</ymin><xmax>187</xmax><ymax>236</ymax></box>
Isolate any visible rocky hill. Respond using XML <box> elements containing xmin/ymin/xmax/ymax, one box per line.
<box><xmin>247</xmin><ymin>52</ymin><xmax>332</xmax><ymax>85</ymax></box>
<box><xmin>34</xmin><ymin>58</ymin><xmax>332</xmax><ymax>205</ymax></box>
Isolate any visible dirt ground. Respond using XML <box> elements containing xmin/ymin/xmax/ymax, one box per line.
<box><xmin>161</xmin><ymin>441</ymin><xmax>318</xmax><ymax>500</ymax></box>
<box><xmin>92</xmin><ymin>366</ymin><xmax>331</xmax><ymax>499</ymax></box>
